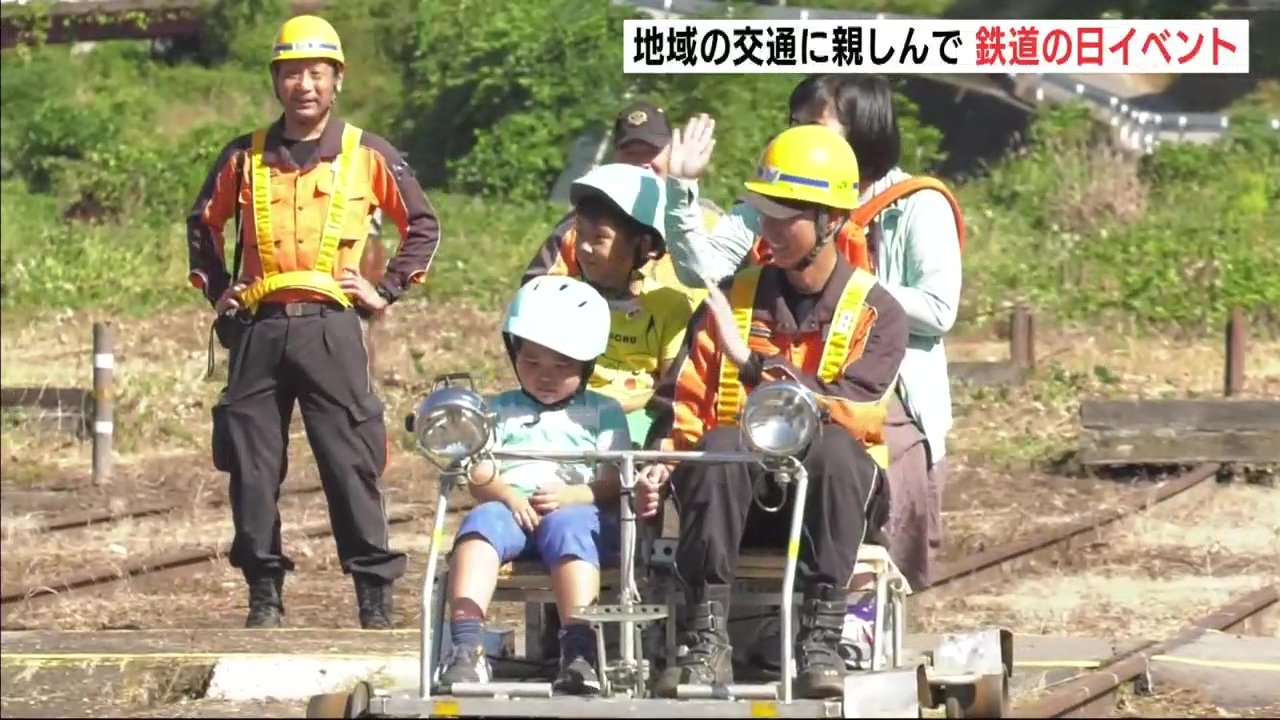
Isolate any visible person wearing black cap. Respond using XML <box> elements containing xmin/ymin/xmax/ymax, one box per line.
<box><xmin>612</xmin><ymin>101</ymin><xmax>674</xmax><ymax>174</ymax></box>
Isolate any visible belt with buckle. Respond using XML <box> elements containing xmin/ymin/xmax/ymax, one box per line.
<box><xmin>253</xmin><ymin>300</ymin><xmax>347</xmax><ymax>320</ymax></box>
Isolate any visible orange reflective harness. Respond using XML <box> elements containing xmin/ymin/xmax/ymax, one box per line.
<box><xmin>714</xmin><ymin>265</ymin><xmax>892</xmax><ymax>469</ymax></box>
<box><xmin>237</xmin><ymin>123</ymin><xmax>364</xmax><ymax>312</ymax></box>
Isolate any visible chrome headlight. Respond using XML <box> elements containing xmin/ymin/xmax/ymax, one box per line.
<box><xmin>411</xmin><ymin>386</ymin><xmax>493</xmax><ymax>468</ymax></box>
<box><xmin>741</xmin><ymin>380</ymin><xmax>821</xmax><ymax>458</ymax></box>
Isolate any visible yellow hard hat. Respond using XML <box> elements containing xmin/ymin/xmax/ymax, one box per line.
<box><xmin>742</xmin><ymin>124</ymin><xmax>860</xmax><ymax>214</ymax></box>
<box><xmin>271</xmin><ymin>15</ymin><xmax>345</xmax><ymax>67</ymax></box>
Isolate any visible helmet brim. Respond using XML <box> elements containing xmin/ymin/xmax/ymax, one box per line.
<box><xmin>743</xmin><ymin>191</ymin><xmax>807</xmax><ymax>220</ymax></box>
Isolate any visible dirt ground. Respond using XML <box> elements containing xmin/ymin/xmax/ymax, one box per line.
<box><xmin>915</xmin><ymin>480</ymin><xmax>1280</xmax><ymax>640</ymax></box>
<box><xmin>2</xmin><ymin>303</ymin><xmax>1278</xmax><ymax>641</ymax></box>
<box><xmin>1117</xmin><ymin>687</ymin><xmax>1280</xmax><ymax>719</ymax></box>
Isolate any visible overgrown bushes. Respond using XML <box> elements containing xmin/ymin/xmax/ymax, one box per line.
<box><xmin>958</xmin><ymin>104</ymin><xmax>1280</xmax><ymax>334</ymax></box>
<box><xmin>0</xmin><ymin>0</ymin><xmax>1275</xmax><ymax>335</ymax></box>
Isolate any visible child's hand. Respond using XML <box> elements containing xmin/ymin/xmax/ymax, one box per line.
<box><xmin>636</xmin><ymin>464</ymin><xmax>672</xmax><ymax>519</ymax></box>
<box><xmin>504</xmin><ymin>494</ymin><xmax>540</xmax><ymax>531</ymax></box>
<box><xmin>530</xmin><ymin>482</ymin><xmax>586</xmax><ymax>514</ymax></box>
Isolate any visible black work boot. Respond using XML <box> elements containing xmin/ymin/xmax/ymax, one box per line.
<box><xmin>354</xmin><ymin>575</ymin><xmax>394</xmax><ymax>629</ymax></box>
<box><xmin>794</xmin><ymin>583</ymin><xmax>849</xmax><ymax>699</ymax></box>
<box><xmin>654</xmin><ymin>584</ymin><xmax>734</xmax><ymax>697</ymax></box>
<box><xmin>244</xmin><ymin>574</ymin><xmax>284</xmax><ymax>629</ymax></box>
<box><xmin>553</xmin><ymin>624</ymin><xmax>601</xmax><ymax>696</ymax></box>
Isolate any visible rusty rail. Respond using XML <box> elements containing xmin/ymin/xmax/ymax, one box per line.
<box><xmin>30</xmin><ymin>481</ymin><xmax>326</xmax><ymax>535</ymax></box>
<box><xmin>0</xmin><ymin>506</ymin><xmax>420</xmax><ymax>610</ymax></box>
<box><xmin>924</xmin><ymin>462</ymin><xmax>1222</xmax><ymax>598</ymax></box>
<box><xmin>1013</xmin><ymin>583</ymin><xmax>1279</xmax><ymax>718</ymax></box>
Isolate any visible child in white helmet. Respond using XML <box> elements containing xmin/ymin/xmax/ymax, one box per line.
<box><xmin>438</xmin><ymin>275</ymin><xmax>629</xmax><ymax>696</ymax></box>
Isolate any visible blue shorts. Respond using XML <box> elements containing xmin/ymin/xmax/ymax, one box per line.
<box><xmin>454</xmin><ymin>501</ymin><xmax>620</xmax><ymax>569</ymax></box>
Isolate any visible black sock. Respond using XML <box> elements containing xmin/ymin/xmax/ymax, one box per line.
<box><xmin>560</xmin><ymin>623</ymin><xmax>595</xmax><ymax>657</ymax></box>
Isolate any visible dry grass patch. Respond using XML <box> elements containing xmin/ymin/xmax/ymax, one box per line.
<box><xmin>1117</xmin><ymin>686</ymin><xmax>1280</xmax><ymax>719</ymax></box>
<box><xmin>918</xmin><ymin>480</ymin><xmax>1278</xmax><ymax>639</ymax></box>
<box><xmin>0</xmin><ymin>299</ymin><xmax>510</xmax><ymax>487</ymax></box>
<box><xmin>3</xmin><ymin>500</ymin><xmax>429</xmax><ymax>632</ymax></box>
<box><xmin>935</xmin><ymin>462</ymin><xmax>1144</xmax><ymax>564</ymax></box>
<box><xmin>936</xmin><ymin>325</ymin><xmax>1280</xmax><ymax>558</ymax></box>
<box><xmin>0</xmin><ymin>489</ymin><xmax>336</xmax><ymax>584</ymax></box>
<box><xmin>1108</xmin><ymin>483</ymin><xmax>1280</xmax><ymax>567</ymax></box>
<box><xmin>917</xmin><ymin>569</ymin><xmax>1273</xmax><ymax>640</ymax></box>
<box><xmin>3</xmin><ymin>501</ymin><xmax>486</xmax><ymax>632</ymax></box>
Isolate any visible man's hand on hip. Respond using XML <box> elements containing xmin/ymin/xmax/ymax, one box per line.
<box><xmin>215</xmin><ymin>283</ymin><xmax>248</xmax><ymax>315</ymax></box>
<box><xmin>338</xmin><ymin>268</ymin><xmax>389</xmax><ymax>313</ymax></box>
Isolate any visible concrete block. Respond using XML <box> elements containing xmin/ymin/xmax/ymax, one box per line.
<box><xmin>204</xmin><ymin>630</ymin><xmax>514</xmax><ymax>701</ymax></box>
<box><xmin>204</xmin><ymin>655</ymin><xmax>419</xmax><ymax>701</ymax></box>
<box><xmin>1150</xmin><ymin>632</ymin><xmax>1280</xmax><ymax>710</ymax></box>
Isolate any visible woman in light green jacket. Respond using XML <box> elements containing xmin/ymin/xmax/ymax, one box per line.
<box><xmin>660</xmin><ymin>75</ymin><xmax>964</xmax><ymax>596</ymax></box>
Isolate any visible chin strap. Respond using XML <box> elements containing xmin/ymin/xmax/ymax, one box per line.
<box><xmin>505</xmin><ymin>333</ymin><xmax>597</xmax><ymax>418</ymax></box>
<box><xmin>779</xmin><ymin>209</ymin><xmax>844</xmax><ymax>273</ymax></box>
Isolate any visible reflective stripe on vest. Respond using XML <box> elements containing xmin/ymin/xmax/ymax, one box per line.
<box><xmin>715</xmin><ymin>266</ymin><xmax>891</xmax><ymax>469</ymax></box>
<box><xmin>238</xmin><ymin>123</ymin><xmax>364</xmax><ymax>312</ymax></box>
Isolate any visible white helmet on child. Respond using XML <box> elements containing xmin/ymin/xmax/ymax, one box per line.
<box><xmin>503</xmin><ymin>276</ymin><xmax>611</xmax><ymax>362</ymax></box>
<box><xmin>570</xmin><ymin>163</ymin><xmax>668</xmax><ymax>246</ymax></box>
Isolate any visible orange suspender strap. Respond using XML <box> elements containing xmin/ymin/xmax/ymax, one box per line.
<box><xmin>238</xmin><ymin>124</ymin><xmax>365</xmax><ymax>312</ymax></box>
<box><xmin>851</xmin><ymin>176</ymin><xmax>967</xmax><ymax>253</ymax></box>
<box><xmin>714</xmin><ymin>266</ymin><xmax>763</xmax><ymax>427</ymax></box>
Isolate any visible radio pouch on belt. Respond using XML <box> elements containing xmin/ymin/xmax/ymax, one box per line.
<box><xmin>209</xmin><ymin>152</ymin><xmax>247</xmax><ymax>473</ymax></box>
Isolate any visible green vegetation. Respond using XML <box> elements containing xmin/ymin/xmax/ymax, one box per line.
<box><xmin>1</xmin><ymin>0</ymin><xmax>1276</xmax><ymax>337</ymax></box>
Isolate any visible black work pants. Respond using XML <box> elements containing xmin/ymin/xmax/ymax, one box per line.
<box><xmin>221</xmin><ymin>301</ymin><xmax>406</xmax><ymax>583</ymax></box>
<box><xmin>669</xmin><ymin>424</ymin><xmax>887</xmax><ymax>595</ymax></box>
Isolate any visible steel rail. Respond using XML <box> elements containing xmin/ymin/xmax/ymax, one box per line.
<box><xmin>26</xmin><ymin>481</ymin><xmax>327</xmax><ymax>535</ymax></box>
<box><xmin>923</xmin><ymin>463</ymin><xmax>1223</xmax><ymax>598</ymax></box>
<box><xmin>1012</xmin><ymin>583</ymin><xmax>1279</xmax><ymax>718</ymax></box>
<box><xmin>0</xmin><ymin>507</ymin><xmax>421</xmax><ymax>612</ymax></box>
<box><xmin>0</xmin><ymin>462</ymin><xmax>1228</xmax><ymax>631</ymax></box>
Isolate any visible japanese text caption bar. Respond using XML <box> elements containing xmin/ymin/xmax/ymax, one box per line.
<box><xmin>625</xmin><ymin>19</ymin><xmax>1250</xmax><ymax>74</ymax></box>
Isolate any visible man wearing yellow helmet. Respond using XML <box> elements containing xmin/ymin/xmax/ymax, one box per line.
<box><xmin>636</xmin><ymin>124</ymin><xmax>908</xmax><ymax>699</ymax></box>
<box><xmin>186</xmin><ymin>14</ymin><xmax>442</xmax><ymax>630</ymax></box>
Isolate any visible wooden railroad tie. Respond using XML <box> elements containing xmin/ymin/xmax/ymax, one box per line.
<box><xmin>1077</xmin><ymin>398</ymin><xmax>1280</xmax><ymax>467</ymax></box>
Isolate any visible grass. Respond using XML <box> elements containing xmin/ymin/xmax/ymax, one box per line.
<box><xmin>0</xmin><ymin>490</ymin><xmax>319</xmax><ymax>583</ymax></box>
<box><xmin>1119</xmin><ymin>690</ymin><xmax>1280</xmax><ymax>720</ymax></box>
<box><xmin>0</xmin><ymin>179</ymin><xmax>563</xmax><ymax>321</ymax></box>
<box><xmin>2</xmin><ymin>485</ymin><xmax>457</xmax><ymax>631</ymax></box>
<box><xmin>918</xmin><ymin>482</ymin><xmax>1280</xmax><ymax>640</ymax></box>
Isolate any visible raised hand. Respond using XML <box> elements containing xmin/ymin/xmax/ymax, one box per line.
<box><xmin>668</xmin><ymin>113</ymin><xmax>717</xmax><ymax>181</ymax></box>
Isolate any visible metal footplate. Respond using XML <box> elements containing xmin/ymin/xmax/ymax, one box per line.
<box><xmin>371</xmin><ymin>666</ymin><xmax>925</xmax><ymax>718</ymax></box>
<box><xmin>448</xmin><ymin>681</ymin><xmax>554</xmax><ymax>698</ymax></box>
<box><xmin>376</xmin><ymin>692</ymin><xmax>844</xmax><ymax>718</ymax></box>
<box><xmin>568</xmin><ymin>603</ymin><xmax>670</xmax><ymax>624</ymax></box>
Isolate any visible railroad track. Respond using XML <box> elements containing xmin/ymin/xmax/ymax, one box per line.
<box><xmin>0</xmin><ymin>462</ymin><xmax>1228</xmax><ymax>627</ymax></box>
<box><xmin>922</xmin><ymin>462</ymin><xmax>1225</xmax><ymax>600</ymax></box>
<box><xmin>0</xmin><ymin>504</ymin><xmax>425</xmax><ymax>616</ymax></box>
<box><xmin>23</xmin><ymin>481</ymin><xmax>327</xmax><ymax>535</ymax></box>
<box><xmin>1015</xmin><ymin>583</ymin><xmax>1278</xmax><ymax>718</ymax></box>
